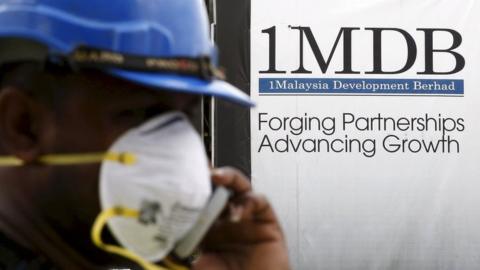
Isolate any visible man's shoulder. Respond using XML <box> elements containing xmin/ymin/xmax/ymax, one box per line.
<box><xmin>0</xmin><ymin>232</ymin><xmax>57</xmax><ymax>270</ymax></box>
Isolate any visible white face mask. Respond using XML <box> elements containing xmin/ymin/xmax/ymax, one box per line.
<box><xmin>0</xmin><ymin>111</ymin><xmax>220</xmax><ymax>270</ymax></box>
<box><xmin>97</xmin><ymin>112</ymin><xmax>212</xmax><ymax>263</ymax></box>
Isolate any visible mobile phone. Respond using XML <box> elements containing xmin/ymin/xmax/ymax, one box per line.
<box><xmin>173</xmin><ymin>186</ymin><xmax>231</xmax><ymax>259</ymax></box>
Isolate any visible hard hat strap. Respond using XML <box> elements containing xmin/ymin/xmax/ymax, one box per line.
<box><xmin>0</xmin><ymin>39</ymin><xmax>226</xmax><ymax>81</ymax></box>
<box><xmin>68</xmin><ymin>46</ymin><xmax>226</xmax><ymax>81</ymax></box>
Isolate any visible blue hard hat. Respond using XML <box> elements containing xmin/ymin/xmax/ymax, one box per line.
<box><xmin>0</xmin><ymin>0</ymin><xmax>253</xmax><ymax>107</ymax></box>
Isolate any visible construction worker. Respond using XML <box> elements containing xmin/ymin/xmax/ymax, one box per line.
<box><xmin>0</xmin><ymin>0</ymin><xmax>290</xmax><ymax>269</ymax></box>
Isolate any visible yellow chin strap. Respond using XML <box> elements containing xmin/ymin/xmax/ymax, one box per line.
<box><xmin>92</xmin><ymin>207</ymin><xmax>190</xmax><ymax>270</ymax></box>
<box><xmin>0</xmin><ymin>152</ymin><xmax>137</xmax><ymax>166</ymax></box>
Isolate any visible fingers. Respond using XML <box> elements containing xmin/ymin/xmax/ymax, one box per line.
<box><xmin>231</xmin><ymin>193</ymin><xmax>277</xmax><ymax>224</ymax></box>
<box><xmin>203</xmin><ymin>221</ymin><xmax>282</xmax><ymax>250</ymax></box>
<box><xmin>211</xmin><ymin>167</ymin><xmax>251</xmax><ymax>195</ymax></box>
<box><xmin>211</xmin><ymin>168</ymin><xmax>276</xmax><ymax>223</ymax></box>
<box><xmin>202</xmin><ymin>193</ymin><xmax>283</xmax><ymax>250</ymax></box>
<box><xmin>208</xmin><ymin>167</ymin><xmax>284</xmax><ymax>246</ymax></box>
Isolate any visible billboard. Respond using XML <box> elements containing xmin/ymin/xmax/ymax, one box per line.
<box><xmin>251</xmin><ymin>0</ymin><xmax>480</xmax><ymax>269</ymax></box>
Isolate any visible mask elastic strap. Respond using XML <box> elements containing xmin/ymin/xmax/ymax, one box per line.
<box><xmin>91</xmin><ymin>207</ymin><xmax>189</xmax><ymax>270</ymax></box>
<box><xmin>0</xmin><ymin>152</ymin><xmax>137</xmax><ymax>166</ymax></box>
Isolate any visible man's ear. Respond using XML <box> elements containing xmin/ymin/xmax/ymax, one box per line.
<box><xmin>0</xmin><ymin>87</ymin><xmax>45</xmax><ymax>163</ymax></box>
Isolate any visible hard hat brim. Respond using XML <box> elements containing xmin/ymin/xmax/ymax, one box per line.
<box><xmin>108</xmin><ymin>69</ymin><xmax>255</xmax><ymax>107</ymax></box>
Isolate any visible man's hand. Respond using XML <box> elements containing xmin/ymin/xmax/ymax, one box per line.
<box><xmin>193</xmin><ymin>167</ymin><xmax>290</xmax><ymax>270</ymax></box>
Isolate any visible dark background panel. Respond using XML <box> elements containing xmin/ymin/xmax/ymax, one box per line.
<box><xmin>214</xmin><ymin>0</ymin><xmax>251</xmax><ymax>176</ymax></box>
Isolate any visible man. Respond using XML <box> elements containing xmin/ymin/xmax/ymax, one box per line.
<box><xmin>0</xmin><ymin>0</ymin><xmax>290</xmax><ymax>269</ymax></box>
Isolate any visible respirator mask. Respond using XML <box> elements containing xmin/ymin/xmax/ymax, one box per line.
<box><xmin>0</xmin><ymin>111</ymin><xmax>230</xmax><ymax>270</ymax></box>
